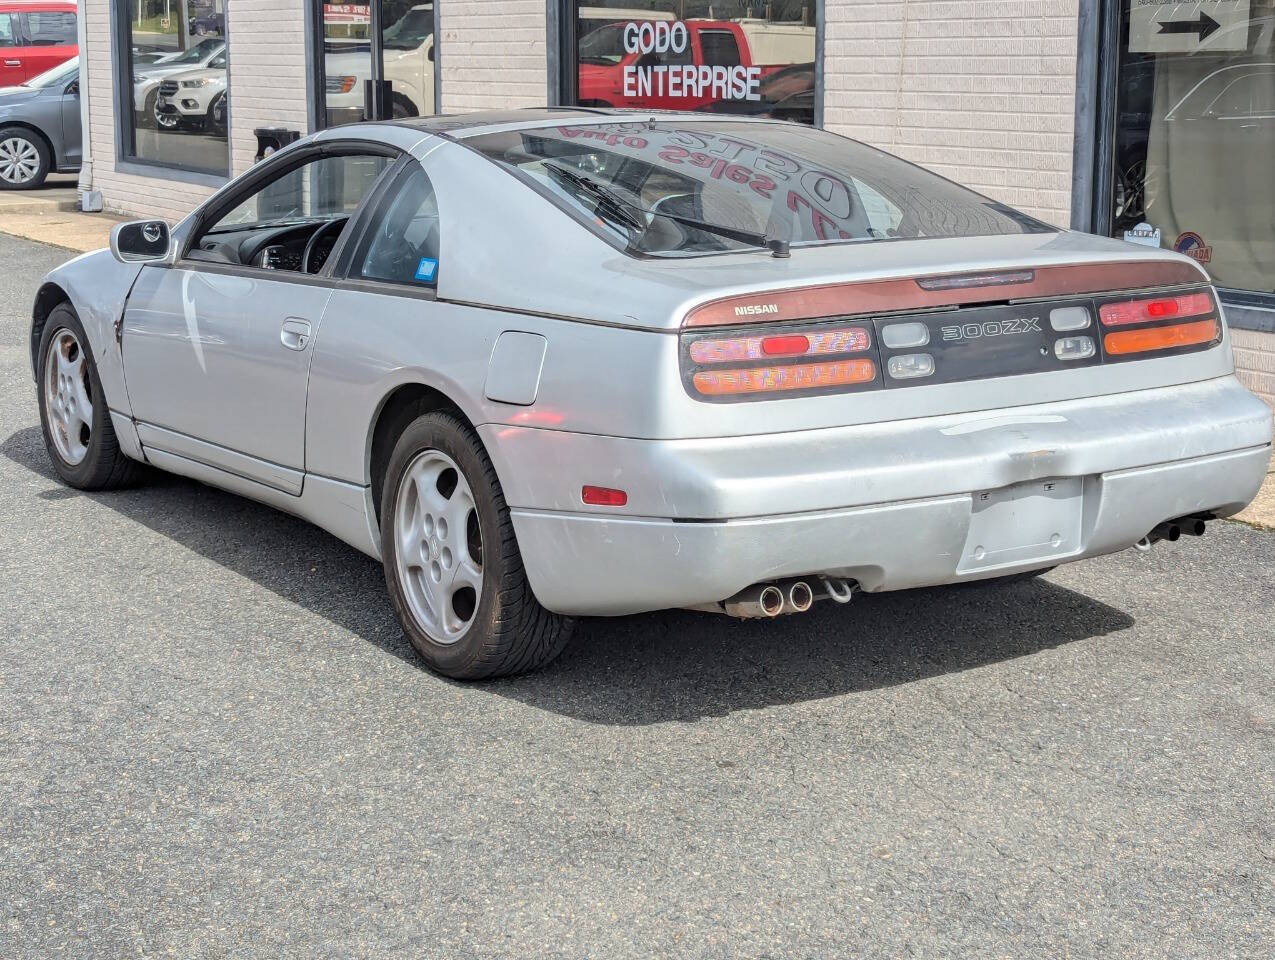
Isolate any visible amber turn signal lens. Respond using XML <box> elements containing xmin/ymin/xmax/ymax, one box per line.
<box><xmin>1103</xmin><ymin>318</ymin><xmax>1219</xmax><ymax>355</ymax></box>
<box><xmin>692</xmin><ymin>359</ymin><xmax>877</xmax><ymax>396</ymax></box>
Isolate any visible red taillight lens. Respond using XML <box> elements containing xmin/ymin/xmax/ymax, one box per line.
<box><xmin>688</xmin><ymin>326</ymin><xmax>869</xmax><ymax>364</ymax></box>
<box><xmin>581</xmin><ymin>485</ymin><xmax>627</xmax><ymax>507</ymax></box>
<box><xmin>1103</xmin><ymin>318</ymin><xmax>1220</xmax><ymax>356</ymax></box>
<box><xmin>691</xmin><ymin>359</ymin><xmax>877</xmax><ymax>397</ymax></box>
<box><xmin>1099</xmin><ymin>291</ymin><xmax>1214</xmax><ymax>327</ymax></box>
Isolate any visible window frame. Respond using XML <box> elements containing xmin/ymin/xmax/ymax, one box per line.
<box><xmin>307</xmin><ymin>0</ymin><xmax>443</xmax><ymax>132</ymax></box>
<box><xmin>1074</xmin><ymin>0</ymin><xmax>1275</xmax><ymax>325</ymax></box>
<box><xmin>109</xmin><ymin>0</ymin><xmax>233</xmax><ymax>184</ymax></box>
<box><xmin>176</xmin><ymin>139</ymin><xmax>407</xmax><ymax>285</ymax></box>
<box><xmin>0</xmin><ymin>12</ymin><xmax>19</xmax><ymax>47</ymax></box>
<box><xmin>549</xmin><ymin>0</ymin><xmax>825</xmax><ymax>128</ymax></box>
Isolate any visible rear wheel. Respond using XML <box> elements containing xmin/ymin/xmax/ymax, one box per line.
<box><xmin>381</xmin><ymin>411</ymin><xmax>574</xmax><ymax>679</ymax></box>
<box><xmin>0</xmin><ymin>127</ymin><xmax>50</xmax><ymax>190</ymax></box>
<box><xmin>36</xmin><ymin>304</ymin><xmax>143</xmax><ymax>490</ymax></box>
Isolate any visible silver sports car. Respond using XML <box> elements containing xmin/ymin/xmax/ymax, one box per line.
<box><xmin>31</xmin><ymin>109</ymin><xmax>1273</xmax><ymax>678</ymax></box>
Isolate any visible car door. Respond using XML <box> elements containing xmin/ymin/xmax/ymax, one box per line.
<box><xmin>16</xmin><ymin>9</ymin><xmax>76</xmax><ymax>82</ymax></box>
<box><xmin>0</xmin><ymin>13</ymin><xmax>24</xmax><ymax>85</ymax></box>
<box><xmin>120</xmin><ymin>146</ymin><xmax>397</xmax><ymax>494</ymax></box>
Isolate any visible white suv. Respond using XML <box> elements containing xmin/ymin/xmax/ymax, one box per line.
<box><xmin>153</xmin><ymin>55</ymin><xmax>227</xmax><ymax>135</ymax></box>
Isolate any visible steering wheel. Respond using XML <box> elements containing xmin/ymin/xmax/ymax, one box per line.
<box><xmin>302</xmin><ymin>216</ymin><xmax>348</xmax><ymax>274</ymax></box>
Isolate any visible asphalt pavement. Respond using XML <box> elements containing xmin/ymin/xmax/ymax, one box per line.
<box><xmin>0</xmin><ymin>232</ymin><xmax>1272</xmax><ymax>958</ymax></box>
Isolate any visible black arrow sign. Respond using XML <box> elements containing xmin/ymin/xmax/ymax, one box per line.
<box><xmin>1157</xmin><ymin>11</ymin><xmax>1220</xmax><ymax>41</ymax></box>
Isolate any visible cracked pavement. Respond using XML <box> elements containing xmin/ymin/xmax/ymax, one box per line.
<box><xmin>0</xmin><ymin>232</ymin><xmax>1272</xmax><ymax>958</ymax></box>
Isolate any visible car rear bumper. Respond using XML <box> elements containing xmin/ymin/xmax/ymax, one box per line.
<box><xmin>485</xmin><ymin>376</ymin><xmax>1273</xmax><ymax>616</ymax></box>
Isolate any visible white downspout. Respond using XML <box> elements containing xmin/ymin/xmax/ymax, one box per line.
<box><xmin>75</xmin><ymin>0</ymin><xmax>100</xmax><ymax>209</ymax></box>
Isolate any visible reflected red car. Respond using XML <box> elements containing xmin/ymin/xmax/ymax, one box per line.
<box><xmin>0</xmin><ymin>1</ymin><xmax>77</xmax><ymax>87</ymax></box>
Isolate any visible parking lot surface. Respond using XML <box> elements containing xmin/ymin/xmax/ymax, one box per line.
<box><xmin>0</xmin><ymin>232</ymin><xmax>1272</xmax><ymax>958</ymax></box>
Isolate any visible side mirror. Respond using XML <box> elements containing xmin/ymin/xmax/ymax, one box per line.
<box><xmin>110</xmin><ymin>220</ymin><xmax>171</xmax><ymax>263</ymax></box>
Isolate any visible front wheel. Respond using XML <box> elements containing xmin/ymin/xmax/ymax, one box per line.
<box><xmin>36</xmin><ymin>304</ymin><xmax>143</xmax><ymax>490</ymax></box>
<box><xmin>381</xmin><ymin>411</ymin><xmax>574</xmax><ymax>679</ymax></box>
<box><xmin>0</xmin><ymin>127</ymin><xmax>50</xmax><ymax>190</ymax></box>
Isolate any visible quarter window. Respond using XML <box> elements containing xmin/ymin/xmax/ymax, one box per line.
<box><xmin>356</xmin><ymin>167</ymin><xmax>441</xmax><ymax>287</ymax></box>
<box><xmin>0</xmin><ymin>14</ymin><xmax>17</xmax><ymax>47</ymax></box>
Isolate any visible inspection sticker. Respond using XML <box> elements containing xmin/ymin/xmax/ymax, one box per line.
<box><xmin>415</xmin><ymin>257</ymin><xmax>438</xmax><ymax>282</ymax></box>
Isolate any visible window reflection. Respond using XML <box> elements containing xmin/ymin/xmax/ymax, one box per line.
<box><xmin>123</xmin><ymin>1</ymin><xmax>228</xmax><ymax>175</ymax></box>
<box><xmin>1112</xmin><ymin>0</ymin><xmax>1275</xmax><ymax>293</ymax></box>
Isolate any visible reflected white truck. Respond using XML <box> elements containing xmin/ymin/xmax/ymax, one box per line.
<box><xmin>29</xmin><ymin>110</ymin><xmax>1273</xmax><ymax>680</ymax></box>
<box><xmin>325</xmin><ymin>4</ymin><xmax>435</xmax><ymax>121</ymax></box>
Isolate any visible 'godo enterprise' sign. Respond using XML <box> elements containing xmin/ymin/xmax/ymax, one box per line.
<box><xmin>621</xmin><ymin>21</ymin><xmax>762</xmax><ymax>102</ymax></box>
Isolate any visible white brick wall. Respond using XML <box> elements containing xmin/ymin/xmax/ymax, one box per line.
<box><xmin>823</xmin><ymin>0</ymin><xmax>1078</xmax><ymax>226</ymax></box>
<box><xmin>1233</xmin><ymin>328</ymin><xmax>1275</xmax><ymax>414</ymax></box>
<box><xmin>439</xmin><ymin>0</ymin><xmax>547</xmax><ymax>113</ymax></box>
<box><xmin>82</xmin><ymin>0</ymin><xmax>311</xmax><ymax>220</ymax></box>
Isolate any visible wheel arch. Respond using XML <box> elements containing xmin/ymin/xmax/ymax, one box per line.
<box><xmin>0</xmin><ymin>120</ymin><xmax>56</xmax><ymax>170</ymax></box>
<box><xmin>31</xmin><ymin>281</ymin><xmax>72</xmax><ymax>377</ymax></box>
<box><xmin>366</xmin><ymin>381</ymin><xmax>487</xmax><ymax>526</ymax></box>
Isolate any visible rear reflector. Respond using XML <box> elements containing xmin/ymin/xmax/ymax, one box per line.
<box><xmin>1103</xmin><ymin>318</ymin><xmax>1220</xmax><ymax>355</ymax></box>
<box><xmin>581</xmin><ymin>485</ymin><xmax>628</xmax><ymax>507</ymax></box>
<box><xmin>1099</xmin><ymin>291</ymin><xmax>1214</xmax><ymax>327</ymax></box>
<box><xmin>692</xmin><ymin>359</ymin><xmax>876</xmax><ymax>397</ymax></box>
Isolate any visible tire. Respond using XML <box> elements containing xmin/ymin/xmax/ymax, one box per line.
<box><xmin>390</xmin><ymin>93</ymin><xmax>418</xmax><ymax>119</ymax></box>
<box><xmin>380</xmin><ymin>411</ymin><xmax>574</xmax><ymax>679</ymax></box>
<box><xmin>0</xmin><ymin>126</ymin><xmax>51</xmax><ymax>190</ymax></box>
<box><xmin>36</xmin><ymin>304</ymin><xmax>144</xmax><ymax>490</ymax></box>
<box><xmin>207</xmin><ymin>94</ymin><xmax>227</xmax><ymax>137</ymax></box>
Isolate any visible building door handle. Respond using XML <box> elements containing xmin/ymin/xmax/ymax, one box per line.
<box><xmin>280</xmin><ymin>318</ymin><xmax>312</xmax><ymax>351</ymax></box>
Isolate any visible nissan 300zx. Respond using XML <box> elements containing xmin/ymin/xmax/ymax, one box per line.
<box><xmin>31</xmin><ymin>110</ymin><xmax>1273</xmax><ymax>678</ymax></box>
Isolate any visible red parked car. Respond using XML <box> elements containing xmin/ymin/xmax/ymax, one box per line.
<box><xmin>0</xmin><ymin>0</ymin><xmax>77</xmax><ymax>87</ymax></box>
<box><xmin>577</xmin><ymin>18</ymin><xmax>814</xmax><ymax>112</ymax></box>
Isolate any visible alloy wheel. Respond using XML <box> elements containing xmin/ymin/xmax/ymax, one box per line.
<box><xmin>394</xmin><ymin>449</ymin><xmax>484</xmax><ymax>644</ymax></box>
<box><xmin>0</xmin><ymin>137</ymin><xmax>40</xmax><ymax>185</ymax></box>
<box><xmin>43</xmin><ymin>329</ymin><xmax>93</xmax><ymax>466</ymax></box>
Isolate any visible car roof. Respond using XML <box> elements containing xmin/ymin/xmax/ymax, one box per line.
<box><xmin>393</xmin><ymin>106</ymin><xmax>785</xmax><ymax>139</ymax></box>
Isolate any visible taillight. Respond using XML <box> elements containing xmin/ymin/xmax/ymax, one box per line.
<box><xmin>683</xmin><ymin>321</ymin><xmax>877</xmax><ymax>400</ymax></box>
<box><xmin>1097</xmin><ymin>288</ymin><xmax>1222</xmax><ymax>360</ymax></box>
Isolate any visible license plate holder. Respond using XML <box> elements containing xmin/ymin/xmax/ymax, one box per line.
<box><xmin>959</xmin><ymin>477</ymin><xmax>1084</xmax><ymax>572</ymax></box>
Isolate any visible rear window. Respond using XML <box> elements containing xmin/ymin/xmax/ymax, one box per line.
<box><xmin>464</xmin><ymin>120</ymin><xmax>1052</xmax><ymax>258</ymax></box>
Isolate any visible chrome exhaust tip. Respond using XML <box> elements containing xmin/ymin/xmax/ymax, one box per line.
<box><xmin>787</xmin><ymin>580</ymin><xmax>813</xmax><ymax>613</ymax></box>
<box><xmin>759</xmin><ymin>585</ymin><xmax>784</xmax><ymax>617</ymax></box>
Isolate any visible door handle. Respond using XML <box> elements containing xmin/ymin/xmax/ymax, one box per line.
<box><xmin>3</xmin><ymin>60</ymin><xmax>21</xmax><ymax>67</ymax></box>
<box><xmin>280</xmin><ymin>318</ymin><xmax>312</xmax><ymax>351</ymax></box>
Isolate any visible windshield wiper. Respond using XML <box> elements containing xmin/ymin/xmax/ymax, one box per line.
<box><xmin>543</xmin><ymin>161</ymin><xmax>791</xmax><ymax>258</ymax></box>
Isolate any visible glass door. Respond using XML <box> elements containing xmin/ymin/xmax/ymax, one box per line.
<box><xmin>317</xmin><ymin>0</ymin><xmax>436</xmax><ymax>127</ymax></box>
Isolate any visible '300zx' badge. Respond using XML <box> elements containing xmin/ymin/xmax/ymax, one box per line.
<box><xmin>940</xmin><ymin>317</ymin><xmax>1042</xmax><ymax>342</ymax></box>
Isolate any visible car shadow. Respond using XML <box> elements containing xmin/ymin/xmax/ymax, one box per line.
<box><xmin>4</xmin><ymin>425</ymin><xmax>1136</xmax><ymax>725</ymax></box>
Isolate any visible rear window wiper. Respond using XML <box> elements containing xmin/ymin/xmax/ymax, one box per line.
<box><xmin>542</xmin><ymin>161</ymin><xmax>791</xmax><ymax>258</ymax></box>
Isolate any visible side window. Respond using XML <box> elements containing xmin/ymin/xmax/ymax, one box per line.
<box><xmin>356</xmin><ymin>167</ymin><xmax>441</xmax><ymax>288</ymax></box>
<box><xmin>20</xmin><ymin>12</ymin><xmax>77</xmax><ymax>46</ymax></box>
<box><xmin>699</xmin><ymin>31</ymin><xmax>741</xmax><ymax>68</ymax></box>
<box><xmin>0</xmin><ymin>14</ymin><xmax>17</xmax><ymax>47</ymax></box>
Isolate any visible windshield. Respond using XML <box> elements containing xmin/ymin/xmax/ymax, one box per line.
<box><xmin>464</xmin><ymin>120</ymin><xmax>1053</xmax><ymax>258</ymax></box>
<box><xmin>24</xmin><ymin>57</ymin><xmax>78</xmax><ymax>90</ymax></box>
<box><xmin>578</xmin><ymin>24</ymin><xmax>628</xmax><ymax>65</ymax></box>
<box><xmin>384</xmin><ymin>8</ymin><xmax>433</xmax><ymax>50</ymax></box>
<box><xmin>160</xmin><ymin>39</ymin><xmax>223</xmax><ymax>65</ymax></box>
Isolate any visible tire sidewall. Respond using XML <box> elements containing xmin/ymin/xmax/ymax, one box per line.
<box><xmin>36</xmin><ymin>306</ymin><xmax>113</xmax><ymax>487</ymax></box>
<box><xmin>380</xmin><ymin>413</ymin><xmax>509</xmax><ymax>676</ymax></box>
<box><xmin>0</xmin><ymin>126</ymin><xmax>50</xmax><ymax>190</ymax></box>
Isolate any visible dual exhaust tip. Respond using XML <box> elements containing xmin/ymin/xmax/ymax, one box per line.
<box><xmin>1136</xmin><ymin>514</ymin><xmax>1209</xmax><ymax>551</ymax></box>
<box><xmin>724</xmin><ymin>579</ymin><xmax>819</xmax><ymax>619</ymax></box>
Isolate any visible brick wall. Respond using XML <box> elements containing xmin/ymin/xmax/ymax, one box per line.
<box><xmin>1233</xmin><ymin>328</ymin><xmax>1275</xmax><ymax>414</ymax></box>
<box><xmin>439</xmin><ymin>0</ymin><xmax>548</xmax><ymax>113</ymax></box>
<box><xmin>82</xmin><ymin>0</ymin><xmax>311</xmax><ymax>221</ymax></box>
<box><xmin>823</xmin><ymin>0</ymin><xmax>1078</xmax><ymax>227</ymax></box>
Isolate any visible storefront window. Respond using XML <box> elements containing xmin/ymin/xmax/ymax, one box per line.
<box><xmin>117</xmin><ymin>1</ymin><xmax>229</xmax><ymax>177</ymax></box>
<box><xmin>319</xmin><ymin>1</ymin><xmax>436</xmax><ymax>127</ymax></box>
<box><xmin>566</xmin><ymin>1</ymin><xmax>817</xmax><ymax>124</ymax></box>
<box><xmin>1111</xmin><ymin>0</ymin><xmax>1274</xmax><ymax>294</ymax></box>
